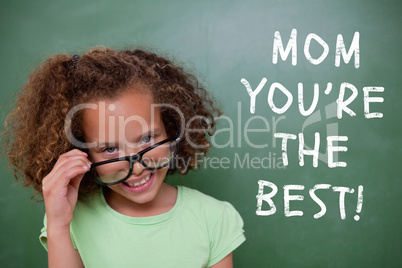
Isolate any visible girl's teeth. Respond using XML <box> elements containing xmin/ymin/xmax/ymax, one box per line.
<box><xmin>126</xmin><ymin>173</ymin><xmax>152</xmax><ymax>187</ymax></box>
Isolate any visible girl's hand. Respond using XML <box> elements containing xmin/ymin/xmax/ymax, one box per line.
<box><xmin>42</xmin><ymin>149</ymin><xmax>91</xmax><ymax>230</ymax></box>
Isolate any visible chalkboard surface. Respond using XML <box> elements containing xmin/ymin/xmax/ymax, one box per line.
<box><xmin>1</xmin><ymin>0</ymin><xmax>401</xmax><ymax>267</ymax></box>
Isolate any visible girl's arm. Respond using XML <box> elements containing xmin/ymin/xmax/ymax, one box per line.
<box><xmin>47</xmin><ymin>226</ymin><xmax>84</xmax><ymax>268</ymax></box>
<box><xmin>210</xmin><ymin>253</ymin><xmax>233</xmax><ymax>268</ymax></box>
<box><xmin>42</xmin><ymin>149</ymin><xmax>91</xmax><ymax>268</ymax></box>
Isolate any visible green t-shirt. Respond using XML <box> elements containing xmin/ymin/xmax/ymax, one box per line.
<box><xmin>40</xmin><ymin>186</ymin><xmax>246</xmax><ymax>267</ymax></box>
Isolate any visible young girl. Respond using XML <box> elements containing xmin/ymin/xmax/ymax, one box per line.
<box><xmin>4</xmin><ymin>47</ymin><xmax>245</xmax><ymax>267</ymax></box>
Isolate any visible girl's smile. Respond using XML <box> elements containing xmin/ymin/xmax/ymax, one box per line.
<box><xmin>82</xmin><ymin>89</ymin><xmax>177</xmax><ymax>217</ymax></box>
<box><xmin>123</xmin><ymin>170</ymin><xmax>154</xmax><ymax>189</ymax></box>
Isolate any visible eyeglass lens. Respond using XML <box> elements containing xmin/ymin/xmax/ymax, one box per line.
<box><xmin>92</xmin><ymin>141</ymin><xmax>177</xmax><ymax>184</ymax></box>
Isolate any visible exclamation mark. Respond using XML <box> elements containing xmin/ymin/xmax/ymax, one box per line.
<box><xmin>354</xmin><ymin>185</ymin><xmax>363</xmax><ymax>221</ymax></box>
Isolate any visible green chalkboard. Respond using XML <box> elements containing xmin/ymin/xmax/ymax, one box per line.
<box><xmin>1</xmin><ymin>0</ymin><xmax>401</xmax><ymax>267</ymax></box>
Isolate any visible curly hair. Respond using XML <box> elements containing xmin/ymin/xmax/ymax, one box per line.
<box><xmin>3</xmin><ymin>47</ymin><xmax>221</xmax><ymax>198</ymax></box>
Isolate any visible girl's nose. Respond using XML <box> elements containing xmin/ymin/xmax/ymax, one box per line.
<box><xmin>132</xmin><ymin>161</ymin><xmax>145</xmax><ymax>175</ymax></box>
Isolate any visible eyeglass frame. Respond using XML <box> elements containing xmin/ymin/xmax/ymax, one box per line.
<box><xmin>87</xmin><ymin>130</ymin><xmax>181</xmax><ymax>186</ymax></box>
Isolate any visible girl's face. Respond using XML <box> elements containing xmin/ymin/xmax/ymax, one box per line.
<box><xmin>82</xmin><ymin>89</ymin><xmax>172</xmax><ymax>209</ymax></box>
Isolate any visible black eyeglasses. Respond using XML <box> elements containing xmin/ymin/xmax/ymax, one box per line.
<box><xmin>88</xmin><ymin>131</ymin><xmax>181</xmax><ymax>186</ymax></box>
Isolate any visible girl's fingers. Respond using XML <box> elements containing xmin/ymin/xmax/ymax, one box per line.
<box><xmin>69</xmin><ymin>171</ymin><xmax>86</xmax><ymax>190</ymax></box>
<box><xmin>52</xmin><ymin>158</ymin><xmax>90</xmax><ymax>183</ymax></box>
<box><xmin>42</xmin><ymin>149</ymin><xmax>92</xmax><ymax>198</ymax></box>
<box><xmin>47</xmin><ymin>154</ymin><xmax>91</xmax><ymax>181</ymax></box>
<box><xmin>51</xmin><ymin>150</ymin><xmax>89</xmax><ymax>173</ymax></box>
<box><xmin>42</xmin><ymin>150</ymin><xmax>92</xmax><ymax>228</ymax></box>
<box><xmin>63</xmin><ymin>149</ymin><xmax>88</xmax><ymax>157</ymax></box>
<box><xmin>43</xmin><ymin>158</ymin><xmax>91</xmax><ymax>193</ymax></box>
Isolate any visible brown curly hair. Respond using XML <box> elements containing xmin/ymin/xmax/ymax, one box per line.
<box><xmin>3</xmin><ymin>47</ymin><xmax>221</xmax><ymax>198</ymax></box>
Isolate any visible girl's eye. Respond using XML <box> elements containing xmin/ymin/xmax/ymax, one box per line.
<box><xmin>141</xmin><ymin>135</ymin><xmax>153</xmax><ymax>144</ymax></box>
<box><xmin>103</xmin><ymin>147</ymin><xmax>117</xmax><ymax>154</ymax></box>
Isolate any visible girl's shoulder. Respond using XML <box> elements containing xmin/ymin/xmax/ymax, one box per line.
<box><xmin>179</xmin><ymin>185</ymin><xmax>228</xmax><ymax>207</ymax></box>
<box><xmin>178</xmin><ymin>185</ymin><xmax>246</xmax><ymax>259</ymax></box>
<box><xmin>178</xmin><ymin>185</ymin><xmax>243</xmax><ymax>224</ymax></box>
